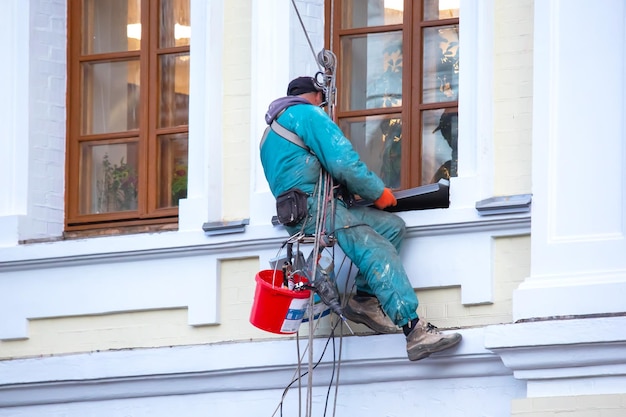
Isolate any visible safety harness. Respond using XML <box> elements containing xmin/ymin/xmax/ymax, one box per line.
<box><xmin>260</xmin><ymin>119</ymin><xmax>311</xmax><ymax>154</ymax></box>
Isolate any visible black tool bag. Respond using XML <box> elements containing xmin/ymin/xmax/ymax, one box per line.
<box><xmin>275</xmin><ymin>188</ymin><xmax>309</xmax><ymax>226</ymax></box>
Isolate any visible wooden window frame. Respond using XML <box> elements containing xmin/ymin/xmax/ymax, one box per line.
<box><xmin>66</xmin><ymin>0</ymin><xmax>189</xmax><ymax>232</ymax></box>
<box><xmin>325</xmin><ymin>0</ymin><xmax>459</xmax><ymax>190</ymax></box>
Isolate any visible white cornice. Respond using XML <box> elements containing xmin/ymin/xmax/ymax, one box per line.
<box><xmin>0</xmin><ymin>328</ymin><xmax>509</xmax><ymax>407</ymax></box>
<box><xmin>0</xmin><ymin>213</ymin><xmax>530</xmax><ymax>270</ymax></box>
<box><xmin>485</xmin><ymin>316</ymin><xmax>626</xmax><ymax>397</ymax></box>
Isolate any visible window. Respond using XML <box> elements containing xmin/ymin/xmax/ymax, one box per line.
<box><xmin>66</xmin><ymin>0</ymin><xmax>190</xmax><ymax>231</ymax></box>
<box><xmin>327</xmin><ymin>0</ymin><xmax>459</xmax><ymax>189</ymax></box>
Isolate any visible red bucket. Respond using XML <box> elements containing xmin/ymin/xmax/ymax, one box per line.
<box><xmin>249</xmin><ymin>270</ymin><xmax>311</xmax><ymax>334</ymax></box>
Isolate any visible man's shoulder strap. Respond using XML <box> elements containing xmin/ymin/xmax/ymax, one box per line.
<box><xmin>260</xmin><ymin>120</ymin><xmax>312</xmax><ymax>154</ymax></box>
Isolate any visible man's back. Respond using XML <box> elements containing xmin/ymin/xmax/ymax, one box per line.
<box><xmin>260</xmin><ymin>102</ymin><xmax>384</xmax><ymax>203</ymax></box>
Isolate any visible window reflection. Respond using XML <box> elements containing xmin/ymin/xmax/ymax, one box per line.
<box><xmin>83</xmin><ymin>0</ymin><xmax>141</xmax><ymax>54</ymax></box>
<box><xmin>340</xmin><ymin>115</ymin><xmax>402</xmax><ymax>189</ymax></box>
<box><xmin>340</xmin><ymin>32</ymin><xmax>403</xmax><ymax>111</ymax></box>
<box><xmin>158</xmin><ymin>134</ymin><xmax>188</xmax><ymax>208</ymax></box>
<box><xmin>423</xmin><ymin>25</ymin><xmax>459</xmax><ymax>104</ymax></box>
<box><xmin>81</xmin><ymin>60</ymin><xmax>141</xmax><ymax>135</ymax></box>
<box><xmin>79</xmin><ymin>142</ymin><xmax>139</xmax><ymax>214</ymax></box>
<box><xmin>158</xmin><ymin>53</ymin><xmax>190</xmax><ymax>128</ymax></box>
<box><xmin>160</xmin><ymin>0</ymin><xmax>191</xmax><ymax>47</ymax></box>
<box><xmin>422</xmin><ymin>109</ymin><xmax>458</xmax><ymax>184</ymax></box>
<box><xmin>424</xmin><ymin>0</ymin><xmax>460</xmax><ymax>20</ymax></box>
<box><xmin>342</xmin><ymin>0</ymin><xmax>403</xmax><ymax>28</ymax></box>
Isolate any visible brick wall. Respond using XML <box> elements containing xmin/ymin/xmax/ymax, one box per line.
<box><xmin>24</xmin><ymin>0</ymin><xmax>67</xmax><ymax>240</ymax></box>
<box><xmin>290</xmin><ymin>0</ymin><xmax>324</xmax><ymax>79</ymax></box>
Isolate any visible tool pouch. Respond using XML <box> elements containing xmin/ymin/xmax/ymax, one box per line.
<box><xmin>276</xmin><ymin>188</ymin><xmax>309</xmax><ymax>226</ymax></box>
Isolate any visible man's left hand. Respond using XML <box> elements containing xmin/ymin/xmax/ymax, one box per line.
<box><xmin>374</xmin><ymin>188</ymin><xmax>397</xmax><ymax>209</ymax></box>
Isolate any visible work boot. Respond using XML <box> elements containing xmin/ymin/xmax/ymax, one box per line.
<box><xmin>342</xmin><ymin>295</ymin><xmax>398</xmax><ymax>334</ymax></box>
<box><xmin>406</xmin><ymin>319</ymin><xmax>462</xmax><ymax>361</ymax></box>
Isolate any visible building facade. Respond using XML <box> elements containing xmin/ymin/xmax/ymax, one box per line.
<box><xmin>1</xmin><ymin>0</ymin><xmax>625</xmax><ymax>416</ymax></box>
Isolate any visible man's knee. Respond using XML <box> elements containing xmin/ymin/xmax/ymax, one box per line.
<box><xmin>384</xmin><ymin>212</ymin><xmax>406</xmax><ymax>235</ymax></box>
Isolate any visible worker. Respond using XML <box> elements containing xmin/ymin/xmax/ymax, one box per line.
<box><xmin>260</xmin><ymin>76</ymin><xmax>461</xmax><ymax>361</ymax></box>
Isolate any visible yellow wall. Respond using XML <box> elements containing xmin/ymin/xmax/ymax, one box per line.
<box><xmin>512</xmin><ymin>394</ymin><xmax>626</xmax><ymax>416</ymax></box>
<box><xmin>493</xmin><ymin>0</ymin><xmax>534</xmax><ymax>196</ymax></box>
<box><xmin>0</xmin><ymin>257</ymin><xmax>267</xmax><ymax>359</ymax></box>
<box><xmin>417</xmin><ymin>235</ymin><xmax>529</xmax><ymax>328</ymax></box>
<box><xmin>222</xmin><ymin>0</ymin><xmax>252</xmax><ymax>221</ymax></box>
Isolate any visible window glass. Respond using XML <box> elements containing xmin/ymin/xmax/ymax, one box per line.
<box><xmin>81</xmin><ymin>60</ymin><xmax>141</xmax><ymax>135</ymax></box>
<box><xmin>422</xmin><ymin>25</ymin><xmax>459</xmax><ymax>104</ymax></box>
<box><xmin>157</xmin><ymin>133</ymin><xmax>188</xmax><ymax>208</ymax></box>
<box><xmin>79</xmin><ymin>142</ymin><xmax>139</xmax><ymax>214</ymax></box>
<box><xmin>331</xmin><ymin>0</ymin><xmax>459</xmax><ymax>188</ymax></box>
<box><xmin>423</xmin><ymin>0</ymin><xmax>459</xmax><ymax>21</ymax></box>
<box><xmin>341</xmin><ymin>0</ymin><xmax>403</xmax><ymax>28</ymax></box>
<box><xmin>421</xmin><ymin>109</ymin><xmax>457</xmax><ymax>185</ymax></box>
<box><xmin>339</xmin><ymin>32</ymin><xmax>403</xmax><ymax>111</ymax></box>
<box><xmin>158</xmin><ymin>53</ymin><xmax>190</xmax><ymax>127</ymax></box>
<box><xmin>82</xmin><ymin>0</ymin><xmax>141</xmax><ymax>54</ymax></box>
<box><xmin>160</xmin><ymin>0</ymin><xmax>191</xmax><ymax>47</ymax></box>
<box><xmin>340</xmin><ymin>114</ymin><xmax>403</xmax><ymax>189</ymax></box>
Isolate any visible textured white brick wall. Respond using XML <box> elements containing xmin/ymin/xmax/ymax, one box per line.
<box><xmin>23</xmin><ymin>0</ymin><xmax>67</xmax><ymax>240</ymax></box>
<box><xmin>290</xmin><ymin>0</ymin><xmax>324</xmax><ymax>79</ymax></box>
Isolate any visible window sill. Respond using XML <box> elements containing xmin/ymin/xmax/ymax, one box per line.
<box><xmin>61</xmin><ymin>221</ymin><xmax>179</xmax><ymax>241</ymax></box>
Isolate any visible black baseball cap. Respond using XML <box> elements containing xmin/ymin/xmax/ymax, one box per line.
<box><xmin>287</xmin><ymin>76</ymin><xmax>322</xmax><ymax>96</ymax></box>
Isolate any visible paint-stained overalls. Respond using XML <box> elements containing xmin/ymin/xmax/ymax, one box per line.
<box><xmin>260</xmin><ymin>98</ymin><xmax>419</xmax><ymax>327</ymax></box>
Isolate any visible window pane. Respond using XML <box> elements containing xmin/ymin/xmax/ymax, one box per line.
<box><xmin>158</xmin><ymin>53</ymin><xmax>190</xmax><ymax>127</ymax></box>
<box><xmin>157</xmin><ymin>133</ymin><xmax>188</xmax><ymax>208</ymax></box>
<box><xmin>82</xmin><ymin>0</ymin><xmax>141</xmax><ymax>54</ymax></box>
<box><xmin>339</xmin><ymin>115</ymin><xmax>402</xmax><ymax>189</ymax></box>
<box><xmin>79</xmin><ymin>142</ymin><xmax>139</xmax><ymax>214</ymax></box>
<box><xmin>340</xmin><ymin>32</ymin><xmax>403</xmax><ymax>111</ymax></box>
<box><xmin>423</xmin><ymin>0</ymin><xmax>460</xmax><ymax>21</ymax></box>
<box><xmin>160</xmin><ymin>0</ymin><xmax>191</xmax><ymax>48</ymax></box>
<box><xmin>81</xmin><ymin>60</ymin><xmax>141</xmax><ymax>135</ymax></box>
<box><xmin>341</xmin><ymin>0</ymin><xmax>403</xmax><ymax>28</ymax></box>
<box><xmin>421</xmin><ymin>109</ymin><xmax>458</xmax><ymax>185</ymax></box>
<box><xmin>422</xmin><ymin>25</ymin><xmax>459</xmax><ymax>104</ymax></box>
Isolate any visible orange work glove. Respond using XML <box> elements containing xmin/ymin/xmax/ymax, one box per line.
<box><xmin>373</xmin><ymin>188</ymin><xmax>397</xmax><ymax>209</ymax></box>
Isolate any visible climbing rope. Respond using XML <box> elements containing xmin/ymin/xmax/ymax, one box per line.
<box><xmin>290</xmin><ymin>0</ymin><xmax>323</xmax><ymax>72</ymax></box>
<box><xmin>290</xmin><ymin>0</ymin><xmax>338</xmax><ymax>121</ymax></box>
<box><xmin>272</xmin><ymin>2</ymin><xmax>344</xmax><ymax>416</ymax></box>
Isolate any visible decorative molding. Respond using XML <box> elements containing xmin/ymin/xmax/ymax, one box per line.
<box><xmin>0</xmin><ymin>328</ymin><xmax>509</xmax><ymax>408</ymax></box>
<box><xmin>485</xmin><ymin>316</ymin><xmax>626</xmax><ymax>397</ymax></box>
<box><xmin>0</xmin><ymin>213</ymin><xmax>530</xmax><ymax>340</ymax></box>
<box><xmin>1</xmin><ymin>212</ymin><xmax>530</xmax><ymax>270</ymax></box>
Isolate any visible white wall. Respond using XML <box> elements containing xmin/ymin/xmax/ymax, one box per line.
<box><xmin>513</xmin><ymin>0</ymin><xmax>626</xmax><ymax>320</ymax></box>
<box><xmin>486</xmin><ymin>0</ymin><xmax>626</xmax><ymax>405</ymax></box>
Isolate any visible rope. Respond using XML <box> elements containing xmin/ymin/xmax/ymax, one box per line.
<box><xmin>291</xmin><ymin>0</ymin><xmax>323</xmax><ymax>72</ymax></box>
<box><xmin>281</xmin><ymin>2</ymin><xmax>343</xmax><ymax>416</ymax></box>
<box><xmin>290</xmin><ymin>0</ymin><xmax>338</xmax><ymax>121</ymax></box>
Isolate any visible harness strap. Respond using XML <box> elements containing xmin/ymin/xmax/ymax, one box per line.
<box><xmin>260</xmin><ymin>120</ymin><xmax>312</xmax><ymax>154</ymax></box>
